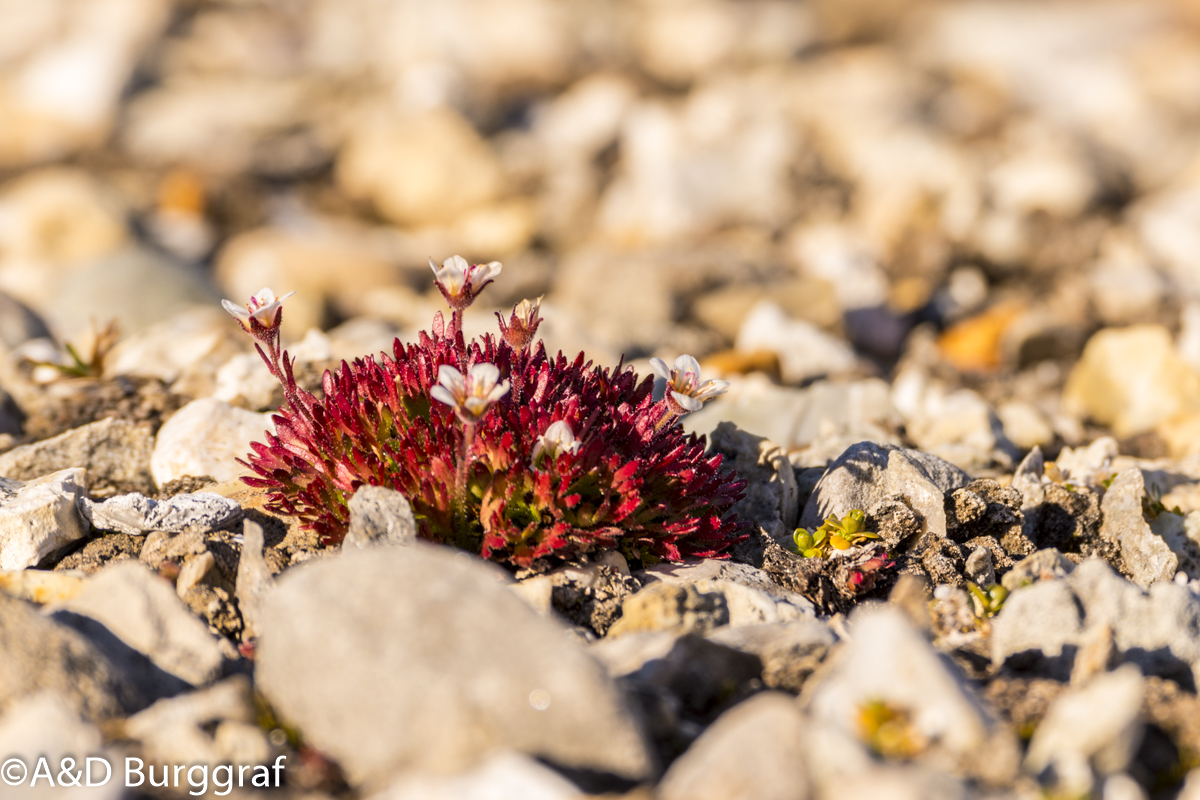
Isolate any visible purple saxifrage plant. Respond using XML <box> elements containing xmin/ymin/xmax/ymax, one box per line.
<box><xmin>224</xmin><ymin>257</ymin><xmax>747</xmax><ymax>569</ymax></box>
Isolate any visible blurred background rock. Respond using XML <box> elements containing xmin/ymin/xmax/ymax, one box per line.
<box><xmin>4</xmin><ymin>0</ymin><xmax>1200</xmax><ymax>471</ymax></box>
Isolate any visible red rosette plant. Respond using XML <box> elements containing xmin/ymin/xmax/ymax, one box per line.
<box><xmin>223</xmin><ymin>256</ymin><xmax>747</xmax><ymax>568</ymax></box>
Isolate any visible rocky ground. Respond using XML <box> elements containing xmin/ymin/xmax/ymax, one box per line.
<box><xmin>8</xmin><ymin>0</ymin><xmax>1200</xmax><ymax>799</ymax></box>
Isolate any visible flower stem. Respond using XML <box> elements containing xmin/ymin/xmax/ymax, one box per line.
<box><xmin>453</xmin><ymin>420</ymin><xmax>475</xmax><ymax>537</ymax></box>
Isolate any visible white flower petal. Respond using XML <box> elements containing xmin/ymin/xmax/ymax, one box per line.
<box><xmin>694</xmin><ymin>379</ymin><xmax>730</xmax><ymax>402</ymax></box>
<box><xmin>252</xmin><ymin>288</ymin><xmax>277</xmax><ymax>306</ymax></box>
<box><xmin>222</xmin><ymin>299</ymin><xmax>251</xmax><ymax>323</ymax></box>
<box><xmin>468</xmin><ymin>362</ymin><xmax>501</xmax><ymax>389</ymax></box>
<box><xmin>429</xmin><ymin>386</ymin><xmax>458</xmax><ymax>408</ymax></box>
<box><xmin>484</xmin><ymin>379</ymin><xmax>511</xmax><ymax>403</ymax></box>
<box><xmin>649</xmin><ymin>358</ymin><xmax>671</xmax><ymax>381</ymax></box>
<box><xmin>671</xmin><ymin>390</ymin><xmax>704</xmax><ymax>413</ymax></box>
<box><xmin>672</xmin><ymin>354</ymin><xmax>702</xmax><ymax>391</ymax></box>
<box><xmin>463</xmin><ymin>397</ymin><xmax>490</xmax><ymax>415</ymax></box>
<box><xmin>436</xmin><ymin>365</ymin><xmax>466</xmax><ymax>395</ymax></box>
<box><xmin>250</xmin><ymin>304</ymin><xmax>280</xmax><ymax>324</ymax></box>
<box><xmin>543</xmin><ymin>420</ymin><xmax>575</xmax><ymax>444</ymax></box>
<box><xmin>673</xmin><ymin>354</ymin><xmax>701</xmax><ymax>374</ymax></box>
<box><xmin>474</xmin><ymin>261</ymin><xmax>503</xmax><ymax>283</ymax></box>
<box><xmin>432</xmin><ymin>256</ymin><xmax>469</xmax><ymax>295</ymax></box>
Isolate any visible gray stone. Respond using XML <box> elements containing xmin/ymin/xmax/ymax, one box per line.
<box><xmin>708</xmin><ymin>422</ymin><xmax>799</xmax><ymax>542</ymax></box>
<box><xmin>366</xmin><ymin>751</ymin><xmax>582</xmax><ymax>800</ymax></box>
<box><xmin>1101</xmin><ymin>468</ymin><xmax>1177</xmax><ymax>587</ymax></box>
<box><xmin>138</xmin><ymin>529</ymin><xmax>207</xmax><ymax>568</ymax></box>
<box><xmin>640</xmin><ymin>558</ymin><xmax>797</xmax><ymax>598</ymax></box>
<box><xmin>344</xmin><ymin>485</ymin><xmax>417</xmax><ymax>549</ymax></box>
<box><xmin>0</xmin><ymin>692</ymin><xmax>120</xmax><ymax>800</ymax></box>
<box><xmin>708</xmin><ymin>619</ymin><xmax>837</xmax><ymax>693</ymax></box>
<box><xmin>1012</xmin><ymin>446</ymin><xmax>1047</xmax><ymax>543</ymax></box>
<box><xmin>994</xmin><ymin>558</ymin><xmax>1200</xmax><ymax>687</ymax></box>
<box><xmin>964</xmin><ymin>547</ymin><xmax>995</xmax><ymax>586</ymax></box>
<box><xmin>123</xmin><ymin>675</ymin><xmax>261</xmax><ymax>765</ymax></box>
<box><xmin>737</xmin><ymin>301</ymin><xmax>859</xmax><ymax>384</ymax></box>
<box><xmin>945</xmin><ymin>479</ymin><xmax>1031</xmax><ymax>557</ymax></box>
<box><xmin>1054</xmin><ymin>437</ymin><xmax>1119</xmax><ymax>489</ymax></box>
<box><xmin>45</xmin><ymin>245</ymin><xmax>221</xmax><ymax>340</ymax></box>
<box><xmin>608</xmin><ymin>578</ymin><xmax>814</xmax><ymax>638</ymax></box>
<box><xmin>805</xmin><ymin>605</ymin><xmax>1019</xmax><ymax>785</ymax></box>
<box><xmin>48</xmin><ymin>561</ymin><xmax>227</xmax><ymax>689</ymax></box>
<box><xmin>788</xmin><ymin>379</ymin><xmax>903</xmax><ymax>457</ymax></box>
<box><xmin>537</xmin><ymin>558</ymin><xmax>639</xmax><ymax>637</ymax></box>
<box><xmin>150</xmin><ymin>398</ymin><xmax>274</xmax><ymax>486</ymax></box>
<box><xmin>991</xmin><ymin>579</ymin><xmax>1084</xmax><ymax>675</ymax></box>
<box><xmin>0</xmin><ymin>417</ymin><xmax>154</xmax><ymax>494</ymax></box>
<box><xmin>1069</xmin><ymin>559</ymin><xmax>1200</xmax><ymax>687</ymax></box>
<box><xmin>658</xmin><ymin>692</ymin><xmax>810</xmax><ymax>800</ymax></box>
<box><xmin>0</xmin><ymin>468</ymin><xmax>87</xmax><ymax>570</ymax></box>
<box><xmin>175</xmin><ymin>551</ymin><xmax>216</xmax><ymax>598</ymax></box>
<box><xmin>235</xmin><ymin>519</ymin><xmax>274</xmax><ymax>641</ymax></box>
<box><xmin>80</xmin><ymin>491</ymin><xmax>243</xmax><ymax>536</ymax></box>
<box><xmin>103</xmin><ymin>306</ymin><xmax>244</xmax><ymax>387</ymax></box>
<box><xmin>1071</xmin><ymin>622</ymin><xmax>1119</xmax><ymax>687</ymax></box>
<box><xmin>683</xmin><ymin>376</ymin><xmax>810</xmax><ymax>449</ymax></box>
<box><xmin>891</xmin><ymin>368</ymin><xmax>1019</xmax><ymax>472</ymax></box>
<box><xmin>685</xmin><ymin>376</ymin><xmax>902</xmax><ymax>460</ymax></box>
<box><xmin>588</xmin><ymin>630</ymin><xmax>679</xmax><ymax>678</ymax></box>
<box><xmin>593</xmin><ymin>631</ymin><xmax>762</xmax><ymax>726</ymax></box>
<box><xmin>1013</xmin><ymin>446</ymin><xmax>1045</xmax><ymax>500</ymax></box>
<box><xmin>255</xmin><ymin>544</ymin><xmax>655</xmax><ymax>788</ymax></box>
<box><xmin>800</xmin><ymin>442</ymin><xmax>971</xmax><ymax>539</ymax></box>
<box><xmin>1025</xmin><ymin>665</ymin><xmax>1145</xmax><ymax>793</ymax></box>
<box><xmin>0</xmin><ymin>476</ymin><xmax>19</xmax><ymax>502</ymax></box>
<box><xmin>0</xmin><ymin>592</ymin><xmax>132</xmax><ymax>721</ymax></box>
<box><xmin>1002</xmin><ymin>549</ymin><xmax>1076</xmax><ymax>592</ymax></box>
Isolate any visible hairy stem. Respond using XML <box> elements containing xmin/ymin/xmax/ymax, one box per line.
<box><xmin>453</xmin><ymin>420</ymin><xmax>476</xmax><ymax>538</ymax></box>
<box><xmin>253</xmin><ymin>328</ymin><xmax>318</xmax><ymax>430</ymax></box>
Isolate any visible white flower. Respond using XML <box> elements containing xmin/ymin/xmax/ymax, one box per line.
<box><xmin>222</xmin><ymin>288</ymin><xmax>295</xmax><ymax>331</ymax></box>
<box><xmin>649</xmin><ymin>354</ymin><xmax>729</xmax><ymax>413</ymax></box>
<box><xmin>429</xmin><ymin>255</ymin><xmax>470</xmax><ymax>297</ymax></box>
<box><xmin>430</xmin><ymin>362</ymin><xmax>510</xmax><ymax>422</ymax></box>
<box><xmin>429</xmin><ymin>255</ymin><xmax>503</xmax><ymax>309</ymax></box>
<box><xmin>532</xmin><ymin>420</ymin><xmax>581</xmax><ymax>466</ymax></box>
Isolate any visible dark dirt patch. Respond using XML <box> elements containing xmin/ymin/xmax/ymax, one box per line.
<box><xmin>155</xmin><ymin>474</ymin><xmax>217</xmax><ymax>499</ymax></box>
<box><xmin>50</xmin><ymin>532</ymin><xmax>143</xmax><ymax>574</ymax></box>
<box><xmin>980</xmin><ymin>675</ymin><xmax>1067</xmax><ymax>741</ymax></box>
<box><xmin>548</xmin><ymin>564</ymin><xmax>641</xmax><ymax>637</ymax></box>
<box><xmin>20</xmin><ymin>376</ymin><xmax>189</xmax><ymax>444</ymax></box>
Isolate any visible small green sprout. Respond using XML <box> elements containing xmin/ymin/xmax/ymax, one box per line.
<box><xmin>1143</xmin><ymin>483</ymin><xmax>1182</xmax><ymax>522</ymax></box>
<box><xmin>857</xmin><ymin>699</ymin><xmax>926</xmax><ymax>760</ymax></box>
<box><xmin>31</xmin><ymin>318</ymin><xmax>120</xmax><ymax>379</ymax></box>
<box><xmin>966</xmin><ymin>581</ymin><xmax>1009</xmax><ymax>618</ymax></box>
<box><xmin>790</xmin><ymin>509</ymin><xmax>880</xmax><ymax>558</ymax></box>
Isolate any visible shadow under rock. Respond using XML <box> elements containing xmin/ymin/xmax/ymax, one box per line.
<box><xmin>48</xmin><ymin>610</ymin><xmax>192</xmax><ymax>713</ymax></box>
